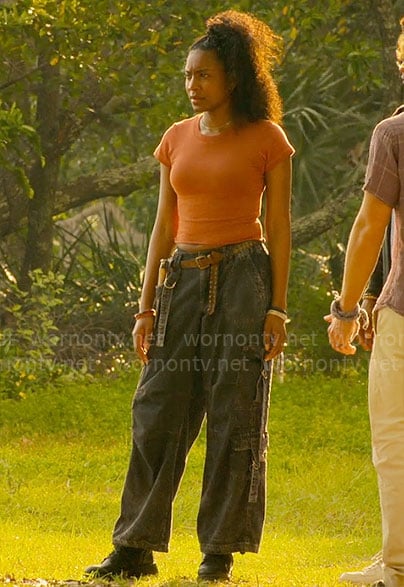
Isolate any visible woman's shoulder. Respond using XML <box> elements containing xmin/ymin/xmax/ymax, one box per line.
<box><xmin>253</xmin><ymin>118</ymin><xmax>288</xmax><ymax>135</ymax></box>
<box><xmin>164</xmin><ymin>115</ymin><xmax>199</xmax><ymax>135</ymax></box>
<box><xmin>245</xmin><ymin>119</ymin><xmax>293</xmax><ymax>148</ymax></box>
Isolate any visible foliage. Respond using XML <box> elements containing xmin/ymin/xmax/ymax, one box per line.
<box><xmin>286</xmin><ymin>243</ymin><xmax>370</xmax><ymax>375</ymax></box>
<box><xmin>0</xmin><ymin>101</ymin><xmax>32</xmax><ymax>153</ymax></box>
<box><xmin>0</xmin><ymin>100</ymin><xmax>38</xmax><ymax>198</ymax></box>
<box><xmin>52</xmin><ymin>215</ymin><xmax>143</xmax><ymax>373</ymax></box>
<box><xmin>273</xmin><ymin>0</ymin><xmax>387</xmax><ymax>219</ymax></box>
<box><xmin>0</xmin><ymin>269</ymin><xmax>69</xmax><ymax>398</ymax></box>
<box><xmin>0</xmin><ymin>0</ymin><xmax>397</xmax><ymax>218</ymax></box>
<box><xmin>0</xmin><ymin>220</ymin><xmax>143</xmax><ymax>395</ymax></box>
<box><xmin>0</xmin><ymin>0</ymin><xmax>400</xmax><ymax>377</ymax></box>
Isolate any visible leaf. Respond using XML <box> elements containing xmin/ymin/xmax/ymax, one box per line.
<box><xmin>290</xmin><ymin>26</ymin><xmax>298</xmax><ymax>40</ymax></box>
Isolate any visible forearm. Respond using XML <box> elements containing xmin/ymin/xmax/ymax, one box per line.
<box><xmin>264</xmin><ymin>158</ymin><xmax>292</xmax><ymax>310</ymax></box>
<box><xmin>340</xmin><ymin>224</ymin><xmax>382</xmax><ymax>311</ymax></box>
<box><xmin>340</xmin><ymin>195</ymin><xmax>391</xmax><ymax>312</ymax></box>
<box><xmin>139</xmin><ymin>226</ymin><xmax>175</xmax><ymax>311</ymax></box>
<box><xmin>139</xmin><ymin>163</ymin><xmax>177</xmax><ymax>311</ymax></box>
<box><xmin>266</xmin><ymin>223</ymin><xmax>291</xmax><ymax>310</ymax></box>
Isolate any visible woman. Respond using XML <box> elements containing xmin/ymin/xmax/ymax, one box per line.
<box><xmin>85</xmin><ymin>9</ymin><xmax>294</xmax><ymax>582</ymax></box>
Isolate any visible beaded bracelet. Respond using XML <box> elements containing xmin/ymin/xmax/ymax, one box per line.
<box><xmin>134</xmin><ymin>308</ymin><xmax>156</xmax><ymax>321</ymax></box>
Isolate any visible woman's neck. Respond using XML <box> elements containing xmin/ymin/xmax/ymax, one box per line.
<box><xmin>199</xmin><ymin>112</ymin><xmax>233</xmax><ymax>135</ymax></box>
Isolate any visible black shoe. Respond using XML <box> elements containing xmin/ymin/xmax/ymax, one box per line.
<box><xmin>84</xmin><ymin>546</ymin><xmax>158</xmax><ymax>579</ymax></box>
<box><xmin>197</xmin><ymin>553</ymin><xmax>233</xmax><ymax>581</ymax></box>
<box><xmin>371</xmin><ymin>583</ymin><xmax>385</xmax><ymax>587</ymax></box>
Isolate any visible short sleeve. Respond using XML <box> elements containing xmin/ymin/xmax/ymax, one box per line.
<box><xmin>153</xmin><ymin>124</ymin><xmax>176</xmax><ymax>167</ymax></box>
<box><xmin>363</xmin><ymin>122</ymin><xmax>399</xmax><ymax>208</ymax></box>
<box><xmin>264</xmin><ymin>123</ymin><xmax>295</xmax><ymax>172</ymax></box>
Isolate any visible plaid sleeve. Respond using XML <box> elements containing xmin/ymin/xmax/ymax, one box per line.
<box><xmin>363</xmin><ymin>122</ymin><xmax>399</xmax><ymax>208</ymax></box>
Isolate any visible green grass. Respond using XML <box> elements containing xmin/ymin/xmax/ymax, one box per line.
<box><xmin>0</xmin><ymin>371</ymin><xmax>381</xmax><ymax>586</ymax></box>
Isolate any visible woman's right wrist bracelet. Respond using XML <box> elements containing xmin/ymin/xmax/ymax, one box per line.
<box><xmin>134</xmin><ymin>308</ymin><xmax>156</xmax><ymax>320</ymax></box>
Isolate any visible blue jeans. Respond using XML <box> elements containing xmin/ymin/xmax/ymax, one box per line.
<box><xmin>113</xmin><ymin>240</ymin><xmax>273</xmax><ymax>554</ymax></box>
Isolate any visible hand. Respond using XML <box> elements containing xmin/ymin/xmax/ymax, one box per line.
<box><xmin>263</xmin><ymin>313</ymin><xmax>287</xmax><ymax>361</ymax></box>
<box><xmin>324</xmin><ymin>314</ymin><xmax>359</xmax><ymax>355</ymax></box>
<box><xmin>357</xmin><ymin>297</ymin><xmax>376</xmax><ymax>351</ymax></box>
<box><xmin>132</xmin><ymin>316</ymin><xmax>155</xmax><ymax>364</ymax></box>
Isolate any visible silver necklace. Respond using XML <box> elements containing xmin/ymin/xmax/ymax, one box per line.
<box><xmin>200</xmin><ymin>115</ymin><xmax>232</xmax><ymax>134</ymax></box>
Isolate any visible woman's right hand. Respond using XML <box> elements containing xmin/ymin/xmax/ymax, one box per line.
<box><xmin>132</xmin><ymin>316</ymin><xmax>155</xmax><ymax>364</ymax></box>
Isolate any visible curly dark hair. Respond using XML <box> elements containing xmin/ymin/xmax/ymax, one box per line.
<box><xmin>190</xmin><ymin>10</ymin><xmax>284</xmax><ymax>124</ymax></box>
<box><xmin>397</xmin><ymin>16</ymin><xmax>404</xmax><ymax>61</ymax></box>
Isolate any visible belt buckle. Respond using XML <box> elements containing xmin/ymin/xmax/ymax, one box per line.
<box><xmin>195</xmin><ymin>254</ymin><xmax>209</xmax><ymax>270</ymax></box>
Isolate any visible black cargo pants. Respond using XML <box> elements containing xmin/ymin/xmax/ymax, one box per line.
<box><xmin>113</xmin><ymin>240</ymin><xmax>273</xmax><ymax>554</ymax></box>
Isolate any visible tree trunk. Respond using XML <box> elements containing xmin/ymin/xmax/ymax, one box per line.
<box><xmin>19</xmin><ymin>47</ymin><xmax>61</xmax><ymax>290</ymax></box>
<box><xmin>291</xmin><ymin>189</ymin><xmax>359</xmax><ymax>247</ymax></box>
<box><xmin>0</xmin><ymin>157</ymin><xmax>159</xmax><ymax>238</ymax></box>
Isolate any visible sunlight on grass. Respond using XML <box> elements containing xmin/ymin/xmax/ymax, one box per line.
<box><xmin>0</xmin><ymin>373</ymin><xmax>381</xmax><ymax>586</ymax></box>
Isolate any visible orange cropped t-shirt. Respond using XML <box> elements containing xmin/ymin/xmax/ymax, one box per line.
<box><xmin>154</xmin><ymin>115</ymin><xmax>294</xmax><ymax>246</ymax></box>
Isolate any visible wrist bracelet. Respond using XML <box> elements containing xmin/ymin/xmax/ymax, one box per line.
<box><xmin>134</xmin><ymin>308</ymin><xmax>156</xmax><ymax>320</ymax></box>
<box><xmin>330</xmin><ymin>298</ymin><xmax>360</xmax><ymax>321</ymax></box>
<box><xmin>266</xmin><ymin>309</ymin><xmax>288</xmax><ymax>322</ymax></box>
<box><xmin>330</xmin><ymin>295</ymin><xmax>370</xmax><ymax>329</ymax></box>
<box><xmin>269</xmin><ymin>305</ymin><xmax>287</xmax><ymax>315</ymax></box>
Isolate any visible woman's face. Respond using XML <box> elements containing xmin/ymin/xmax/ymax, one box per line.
<box><xmin>184</xmin><ymin>49</ymin><xmax>233</xmax><ymax>114</ymax></box>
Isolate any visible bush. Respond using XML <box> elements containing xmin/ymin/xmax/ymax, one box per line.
<box><xmin>0</xmin><ymin>214</ymin><xmax>144</xmax><ymax>399</ymax></box>
<box><xmin>53</xmin><ymin>218</ymin><xmax>143</xmax><ymax>373</ymax></box>
<box><xmin>0</xmin><ymin>269</ymin><xmax>70</xmax><ymax>399</ymax></box>
<box><xmin>285</xmin><ymin>246</ymin><xmax>369</xmax><ymax>378</ymax></box>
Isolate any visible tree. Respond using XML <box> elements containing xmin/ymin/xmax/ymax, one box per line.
<box><xmin>0</xmin><ymin>0</ymin><xmax>203</xmax><ymax>286</ymax></box>
<box><xmin>0</xmin><ymin>0</ymin><xmax>402</xmax><ymax>287</ymax></box>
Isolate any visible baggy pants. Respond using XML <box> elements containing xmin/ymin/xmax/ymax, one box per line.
<box><xmin>369</xmin><ymin>307</ymin><xmax>404</xmax><ymax>587</ymax></box>
<box><xmin>113</xmin><ymin>240</ymin><xmax>272</xmax><ymax>554</ymax></box>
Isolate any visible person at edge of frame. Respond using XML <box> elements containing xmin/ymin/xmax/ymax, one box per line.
<box><xmin>338</xmin><ymin>220</ymin><xmax>392</xmax><ymax>585</ymax></box>
<box><xmin>84</xmin><ymin>9</ymin><xmax>294</xmax><ymax>583</ymax></box>
<box><xmin>326</xmin><ymin>17</ymin><xmax>404</xmax><ymax>587</ymax></box>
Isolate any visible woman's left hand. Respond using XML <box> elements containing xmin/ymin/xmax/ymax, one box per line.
<box><xmin>263</xmin><ymin>313</ymin><xmax>287</xmax><ymax>361</ymax></box>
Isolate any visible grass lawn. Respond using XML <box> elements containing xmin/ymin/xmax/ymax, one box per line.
<box><xmin>0</xmin><ymin>370</ymin><xmax>381</xmax><ymax>586</ymax></box>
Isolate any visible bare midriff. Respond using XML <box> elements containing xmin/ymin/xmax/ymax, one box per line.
<box><xmin>176</xmin><ymin>242</ymin><xmax>226</xmax><ymax>252</ymax></box>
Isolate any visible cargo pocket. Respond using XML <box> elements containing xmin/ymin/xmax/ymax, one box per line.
<box><xmin>231</xmin><ymin>358</ymin><xmax>272</xmax><ymax>503</ymax></box>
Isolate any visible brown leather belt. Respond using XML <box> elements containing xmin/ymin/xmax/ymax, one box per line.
<box><xmin>177</xmin><ymin>241</ymin><xmax>255</xmax><ymax>315</ymax></box>
<box><xmin>180</xmin><ymin>250</ymin><xmax>224</xmax><ymax>270</ymax></box>
<box><xmin>179</xmin><ymin>251</ymin><xmax>223</xmax><ymax>315</ymax></box>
